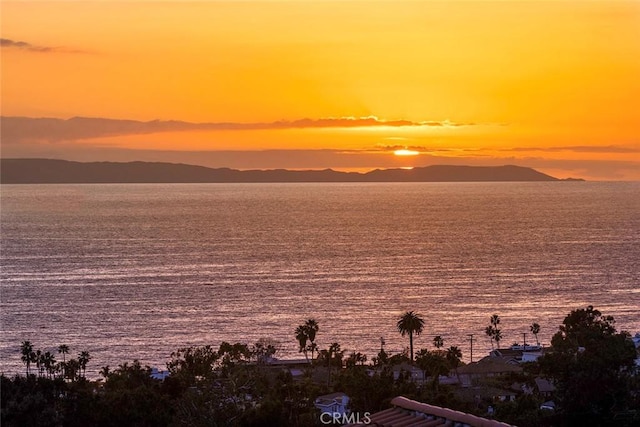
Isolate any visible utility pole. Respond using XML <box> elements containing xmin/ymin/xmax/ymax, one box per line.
<box><xmin>523</xmin><ymin>333</ymin><xmax>527</xmax><ymax>348</ymax></box>
<box><xmin>468</xmin><ymin>334</ymin><xmax>474</xmax><ymax>363</ymax></box>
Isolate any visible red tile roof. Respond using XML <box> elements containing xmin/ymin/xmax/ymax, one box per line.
<box><xmin>344</xmin><ymin>396</ymin><xmax>515</xmax><ymax>427</ymax></box>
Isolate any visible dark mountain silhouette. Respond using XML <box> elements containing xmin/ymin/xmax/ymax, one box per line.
<box><xmin>0</xmin><ymin>159</ymin><xmax>571</xmax><ymax>183</ymax></box>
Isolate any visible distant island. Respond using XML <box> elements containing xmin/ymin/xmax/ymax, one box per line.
<box><xmin>0</xmin><ymin>159</ymin><xmax>583</xmax><ymax>183</ymax></box>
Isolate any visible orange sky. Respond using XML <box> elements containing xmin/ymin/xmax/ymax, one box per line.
<box><xmin>1</xmin><ymin>1</ymin><xmax>639</xmax><ymax>180</ymax></box>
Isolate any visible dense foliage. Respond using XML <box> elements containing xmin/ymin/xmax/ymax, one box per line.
<box><xmin>2</xmin><ymin>306</ymin><xmax>638</xmax><ymax>426</ymax></box>
<box><xmin>538</xmin><ymin>306</ymin><xmax>638</xmax><ymax>426</ymax></box>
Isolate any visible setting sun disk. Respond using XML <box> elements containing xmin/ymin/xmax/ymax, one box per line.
<box><xmin>394</xmin><ymin>149</ymin><xmax>420</xmax><ymax>156</ymax></box>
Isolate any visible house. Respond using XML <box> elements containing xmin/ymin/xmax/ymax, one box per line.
<box><xmin>488</xmin><ymin>348</ymin><xmax>521</xmax><ymax>364</ymax></box>
<box><xmin>392</xmin><ymin>362</ymin><xmax>426</xmax><ymax>384</ymax></box>
<box><xmin>265</xmin><ymin>358</ymin><xmax>310</xmax><ymax>370</ymax></box>
<box><xmin>264</xmin><ymin>358</ymin><xmax>310</xmax><ymax>378</ymax></box>
<box><xmin>343</xmin><ymin>396</ymin><xmax>516</xmax><ymax>427</ymax></box>
<box><xmin>456</xmin><ymin>386</ymin><xmax>517</xmax><ymax>404</ymax></box>
<box><xmin>521</xmin><ymin>349</ymin><xmax>544</xmax><ymax>363</ymax></box>
<box><xmin>456</xmin><ymin>357</ymin><xmax>523</xmax><ymax>388</ymax></box>
<box><xmin>314</xmin><ymin>392</ymin><xmax>350</xmax><ymax>417</ymax></box>
<box><xmin>489</xmin><ymin>345</ymin><xmax>544</xmax><ymax>363</ymax></box>
<box><xmin>534</xmin><ymin>377</ymin><xmax>556</xmax><ymax>398</ymax></box>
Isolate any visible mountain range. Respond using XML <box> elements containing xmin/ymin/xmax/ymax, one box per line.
<box><xmin>0</xmin><ymin>159</ymin><xmax>581</xmax><ymax>183</ymax></box>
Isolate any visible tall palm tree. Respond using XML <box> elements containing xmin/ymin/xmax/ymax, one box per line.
<box><xmin>490</xmin><ymin>314</ymin><xmax>501</xmax><ymax>329</ymax></box>
<box><xmin>485</xmin><ymin>325</ymin><xmax>496</xmax><ymax>349</ymax></box>
<box><xmin>397</xmin><ymin>311</ymin><xmax>425</xmax><ymax>362</ymax></box>
<box><xmin>35</xmin><ymin>350</ymin><xmax>44</xmax><ymax>377</ymax></box>
<box><xmin>78</xmin><ymin>351</ymin><xmax>91</xmax><ymax>378</ymax></box>
<box><xmin>486</xmin><ymin>314</ymin><xmax>502</xmax><ymax>349</ymax></box>
<box><xmin>20</xmin><ymin>341</ymin><xmax>35</xmax><ymax>375</ymax></box>
<box><xmin>446</xmin><ymin>346</ymin><xmax>463</xmax><ymax>381</ymax></box>
<box><xmin>42</xmin><ymin>352</ymin><xmax>56</xmax><ymax>379</ymax></box>
<box><xmin>304</xmin><ymin>319</ymin><xmax>319</xmax><ymax>360</ymax></box>
<box><xmin>530</xmin><ymin>323</ymin><xmax>541</xmax><ymax>346</ymax></box>
<box><xmin>65</xmin><ymin>359</ymin><xmax>80</xmax><ymax>382</ymax></box>
<box><xmin>295</xmin><ymin>325</ymin><xmax>309</xmax><ymax>362</ymax></box>
<box><xmin>58</xmin><ymin>344</ymin><xmax>69</xmax><ymax>363</ymax></box>
<box><xmin>491</xmin><ymin>315</ymin><xmax>502</xmax><ymax>349</ymax></box>
<box><xmin>494</xmin><ymin>329</ymin><xmax>503</xmax><ymax>349</ymax></box>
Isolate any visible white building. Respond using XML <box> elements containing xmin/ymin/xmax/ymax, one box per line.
<box><xmin>150</xmin><ymin>367</ymin><xmax>170</xmax><ymax>380</ymax></box>
<box><xmin>314</xmin><ymin>392</ymin><xmax>350</xmax><ymax>417</ymax></box>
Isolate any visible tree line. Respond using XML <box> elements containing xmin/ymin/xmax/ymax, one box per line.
<box><xmin>2</xmin><ymin>305</ymin><xmax>638</xmax><ymax>426</ymax></box>
<box><xmin>19</xmin><ymin>342</ymin><xmax>91</xmax><ymax>382</ymax></box>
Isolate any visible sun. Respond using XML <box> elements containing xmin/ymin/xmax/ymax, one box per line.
<box><xmin>393</xmin><ymin>149</ymin><xmax>420</xmax><ymax>156</ymax></box>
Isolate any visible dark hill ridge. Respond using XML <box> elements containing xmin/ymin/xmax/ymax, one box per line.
<box><xmin>0</xmin><ymin>158</ymin><xmax>569</xmax><ymax>183</ymax></box>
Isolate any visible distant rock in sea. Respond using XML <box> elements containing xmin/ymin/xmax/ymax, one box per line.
<box><xmin>0</xmin><ymin>158</ymin><xmax>572</xmax><ymax>183</ymax></box>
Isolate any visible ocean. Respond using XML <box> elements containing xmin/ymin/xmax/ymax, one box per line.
<box><xmin>1</xmin><ymin>182</ymin><xmax>638</xmax><ymax>376</ymax></box>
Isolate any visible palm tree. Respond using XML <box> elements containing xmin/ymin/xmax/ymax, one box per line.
<box><xmin>307</xmin><ymin>342</ymin><xmax>318</xmax><ymax>361</ymax></box>
<box><xmin>433</xmin><ymin>335</ymin><xmax>444</xmax><ymax>349</ymax></box>
<box><xmin>78</xmin><ymin>351</ymin><xmax>91</xmax><ymax>378</ymax></box>
<box><xmin>304</xmin><ymin>319</ymin><xmax>319</xmax><ymax>360</ymax></box>
<box><xmin>530</xmin><ymin>322</ymin><xmax>541</xmax><ymax>346</ymax></box>
<box><xmin>65</xmin><ymin>359</ymin><xmax>80</xmax><ymax>382</ymax></box>
<box><xmin>58</xmin><ymin>344</ymin><xmax>69</xmax><ymax>363</ymax></box>
<box><xmin>320</xmin><ymin>342</ymin><xmax>343</xmax><ymax>386</ymax></box>
<box><xmin>346</xmin><ymin>351</ymin><xmax>367</xmax><ymax>367</ymax></box>
<box><xmin>485</xmin><ymin>325</ymin><xmax>496</xmax><ymax>349</ymax></box>
<box><xmin>446</xmin><ymin>346</ymin><xmax>462</xmax><ymax>367</ymax></box>
<box><xmin>320</xmin><ymin>342</ymin><xmax>343</xmax><ymax>367</ymax></box>
<box><xmin>486</xmin><ymin>314</ymin><xmax>502</xmax><ymax>349</ymax></box>
<box><xmin>397</xmin><ymin>311</ymin><xmax>425</xmax><ymax>362</ymax></box>
<box><xmin>35</xmin><ymin>349</ymin><xmax>44</xmax><ymax>377</ymax></box>
<box><xmin>446</xmin><ymin>346</ymin><xmax>463</xmax><ymax>381</ymax></box>
<box><xmin>490</xmin><ymin>314</ymin><xmax>501</xmax><ymax>329</ymax></box>
<box><xmin>58</xmin><ymin>344</ymin><xmax>70</xmax><ymax>378</ymax></box>
<box><xmin>100</xmin><ymin>365</ymin><xmax>110</xmax><ymax>379</ymax></box>
<box><xmin>20</xmin><ymin>341</ymin><xmax>35</xmax><ymax>375</ymax></box>
<box><xmin>42</xmin><ymin>352</ymin><xmax>56</xmax><ymax>379</ymax></box>
<box><xmin>494</xmin><ymin>328</ymin><xmax>503</xmax><ymax>349</ymax></box>
<box><xmin>295</xmin><ymin>325</ymin><xmax>309</xmax><ymax>362</ymax></box>
<box><xmin>295</xmin><ymin>319</ymin><xmax>320</xmax><ymax>362</ymax></box>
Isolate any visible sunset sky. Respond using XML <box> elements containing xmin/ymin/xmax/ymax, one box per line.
<box><xmin>2</xmin><ymin>0</ymin><xmax>639</xmax><ymax>180</ymax></box>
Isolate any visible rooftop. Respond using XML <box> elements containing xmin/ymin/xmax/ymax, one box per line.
<box><xmin>534</xmin><ymin>377</ymin><xmax>556</xmax><ymax>394</ymax></box>
<box><xmin>315</xmin><ymin>392</ymin><xmax>349</xmax><ymax>404</ymax></box>
<box><xmin>457</xmin><ymin>357</ymin><xmax>523</xmax><ymax>375</ymax></box>
<box><xmin>344</xmin><ymin>396</ymin><xmax>515</xmax><ymax>427</ymax></box>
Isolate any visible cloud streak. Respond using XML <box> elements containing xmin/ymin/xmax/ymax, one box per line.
<box><xmin>1</xmin><ymin>116</ymin><xmax>475</xmax><ymax>143</ymax></box>
<box><xmin>0</xmin><ymin>38</ymin><xmax>87</xmax><ymax>54</ymax></box>
<box><xmin>1</xmin><ymin>38</ymin><xmax>55</xmax><ymax>52</ymax></box>
<box><xmin>504</xmin><ymin>145</ymin><xmax>640</xmax><ymax>154</ymax></box>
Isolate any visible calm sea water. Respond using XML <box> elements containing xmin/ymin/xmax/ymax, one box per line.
<box><xmin>1</xmin><ymin>182</ymin><xmax>639</xmax><ymax>377</ymax></box>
